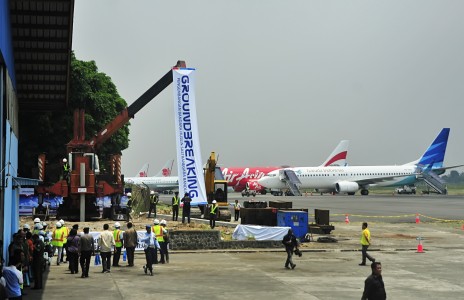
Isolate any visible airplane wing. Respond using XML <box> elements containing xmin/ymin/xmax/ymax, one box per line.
<box><xmin>353</xmin><ymin>173</ymin><xmax>421</xmax><ymax>186</ymax></box>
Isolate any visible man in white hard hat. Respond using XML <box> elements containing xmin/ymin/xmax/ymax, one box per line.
<box><xmin>62</xmin><ymin>158</ymin><xmax>70</xmax><ymax>181</ymax></box>
<box><xmin>112</xmin><ymin>222</ymin><xmax>124</xmax><ymax>267</ymax></box>
<box><xmin>159</xmin><ymin>220</ymin><xmax>169</xmax><ymax>263</ymax></box>
<box><xmin>152</xmin><ymin>219</ymin><xmax>163</xmax><ymax>264</ymax></box>
<box><xmin>210</xmin><ymin>200</ymin><xmax>219</xmax><ymax>229</ymax></box>
<box><xmin>51</xmin><ymin>221</ymin><xmax>65</xmax><ymax>265</ymax></box>
<box><xmin>148</xmin><ymin>191</ymin><xmax>159</xmax><ymax>219</ymax></box>
<box><xmin>59</xmin><ymin>219</ymin><xmax>69</xmax><ymax>264</ymax></box>
<box><xmin>23</xmin><ymin>224</ymin><xmax>31</xmax><ymax>233</ymax></box>
<box><xmin>126</xmin><ymin>192</ymin><xmax>133</xmax><ymax>221</ymax></box>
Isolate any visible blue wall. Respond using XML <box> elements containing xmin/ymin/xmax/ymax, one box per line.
<box><xmin>2</xmin><ymin>122</ymin><xmax>18</xmax><ymax>262</ymax></box>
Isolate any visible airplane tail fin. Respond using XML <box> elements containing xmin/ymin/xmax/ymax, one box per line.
<box><xmin>405</xmin><ymin>128</ymin><xmax>450</xmax><ymax>169</ymax></box>
<box><xmin>319</xmin><ymin>140</ymin><xmax>349</xmax><ymax>167</ymax></box>
<box><xmin>135</xmin><ymin>163</ymin><xmax>149</xmax><ymax>177</ymax></box>
<box><xmin>154</xmin><ymin>159</ymin><xmax>174</xmax><ymax>177</ymax></box>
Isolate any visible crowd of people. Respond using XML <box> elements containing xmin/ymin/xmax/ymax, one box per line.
<box><xmin>0</xmin><ymin>216</ymin><xmax>170</xmax><ymax>299</ymax></box>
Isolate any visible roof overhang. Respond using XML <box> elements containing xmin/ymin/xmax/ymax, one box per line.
<box><xmin>10</xmin><ymin>0</ymin><xmax>74</xmax><ymax>112</ymax></box>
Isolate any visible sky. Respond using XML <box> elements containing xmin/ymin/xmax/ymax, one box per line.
<box><xmin>72</xmin><ymin>1</ymin><xmax>464</xmax><ymax>177</ymax></box>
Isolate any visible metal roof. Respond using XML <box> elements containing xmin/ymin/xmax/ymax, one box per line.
<box><xmin>9</xmin><ymin>0</ymin><xmax>74</xmax><ymax>112</ymax></box>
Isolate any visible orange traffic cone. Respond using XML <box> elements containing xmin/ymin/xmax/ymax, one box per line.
<box><xmin>416</xmin><ymin>237</ymin><xmax>424</xmax><ymax>253</ymax></box>
<box><xmin>415</xmin><ymin>213</ymin><xmax>420</xmax><ymax>224</ymax></box>
<box><xmin>345</xmin><ymin>214</ymin><xmax>350</xmax><ymax>224</ymax></box>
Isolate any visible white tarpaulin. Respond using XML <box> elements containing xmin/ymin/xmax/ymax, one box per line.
<box><xmin>172</xmin><ymin>68</ymin><xmax>207</xmax><ymax>205</ymax></box>
<box><xmin>232</xmin><ymin>225</ymin><xmax>291</xmax><ymax>241</ymax></box>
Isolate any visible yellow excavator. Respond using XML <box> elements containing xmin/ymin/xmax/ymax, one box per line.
<box><xmin>203</xmin><ymin>152</ymin><xmax>231</xmax><ymax>222</ymax></box>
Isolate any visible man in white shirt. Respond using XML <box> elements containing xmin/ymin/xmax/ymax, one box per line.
<box><xmin>141</xmin><ymin>225</ymin><xmax>160</xmax><ymax>276</ymax></box>
<box><xmin>2</xmin><ymin>256</ymin><xmax>23</xmax><ymax>299</ymax></box>
<box><xmin>98</xmin><ymin>224</ymin><xmax>115</xmax><ymax>273</ymax></box>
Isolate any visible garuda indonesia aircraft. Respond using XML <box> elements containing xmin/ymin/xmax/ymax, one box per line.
<box><xmin>258</xmin><ymin>128</ymin><xmax>462</xmax><ymax>195</ymax></box>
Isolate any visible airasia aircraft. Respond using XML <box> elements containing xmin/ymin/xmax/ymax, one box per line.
<box><xmin>221</xmin><ymin>140</ymin><xmax>349</xmax><ymax>193</ymax></box>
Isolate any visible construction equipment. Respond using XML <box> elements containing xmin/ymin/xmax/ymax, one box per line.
<box><xmin>35</xmin><ymin>61</ymin><xmax>186</xmax><ymax>221</ymax></box>
<box><xmin>202</xmin><ymin>152</ymin><xmax>231</xmax><ymax>222</ymax></box>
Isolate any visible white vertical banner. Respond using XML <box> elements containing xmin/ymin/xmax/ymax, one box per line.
<box><xmin>172</xmin><ymin>68</ymin><xmax>207</xmax><ymax>205</ymax></box>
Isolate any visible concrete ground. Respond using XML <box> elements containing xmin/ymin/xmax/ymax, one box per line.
<box><xmin>24</xmin><ymin>221</ymin><xmax>464</xmax><ymax>300</ymax></box>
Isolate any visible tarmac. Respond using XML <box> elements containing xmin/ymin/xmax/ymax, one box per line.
<box><xmin>23</xmin><ymin>220</ymin><xmax>464</xmax><ymax>300</ymax></box>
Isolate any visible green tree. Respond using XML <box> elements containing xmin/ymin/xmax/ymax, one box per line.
<box><xmin>19</xmin><ymin>52</ymin><xmax>130</xmax><ymax>179</ymax></box>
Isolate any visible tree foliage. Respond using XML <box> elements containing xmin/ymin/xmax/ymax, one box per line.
<box><xmin>442</xmin><ymin>170</ymin><xmax>464</xmax><ymax>184</ymax></box>
<box><xmin>19</xmin><ymin>52</ymin><xmax>130</xmax><ymax>178</ymax></box>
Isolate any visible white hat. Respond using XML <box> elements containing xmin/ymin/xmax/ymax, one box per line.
<box><xmin>59</xmin><ymin>219</ymin><xmax>65</xmax><ymax>225</ymax></box>
<box><xmin>63</xmin><ymin>158</ymin><xmax>67</xmax><ymax>163</ymax></box>
<box><xmin>34</xmin><ymin>218</ymin><xmax>41</xmax><ymax>223</ymax></box>
<box><xmin>56</xmin><ymin>222</ymin><xmax>62</xmax><ymax>228</ymax></box>
<box><xmin>150</xmin><ymin>190</ymin><xmax>155</xmax><ymax>195</ymax></box>
<box><xmin>23</xmin><ymin>224</ymin><xmax>30</xmax><ymax>230</ymax></box>
<box><xmin>34</xmin><ymin>223</ymin><xmax>43</xmax><ymax>230</ymax></box>
<box><xmin>212</xmin><ymin>200</ymin><xmax>217</xmax><ymax>204</ymax></box>
<box><xmin>42</xmin><ymin>222</ymin><xmax>47</xmax><ymax>227</ymax></box>
<box><xmin>114</xmin><ymin>222</ymin><xmax>121</xmax><ymax>228</ymax></box>
<box><xmin>160</xmin><ymin>219</ymin><xmax>167</xmax><ymax>225</ymax></box>
<box><xmin>153</xmin><ymin>219</ymin><xmax>160</xmax><ymax>225</ymax></box>
<box><xmin>127</xmin><ymin>192</ymin><xmax>132</xmax><ymax>197</ymax></box>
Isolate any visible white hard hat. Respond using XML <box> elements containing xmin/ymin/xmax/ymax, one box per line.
<box><xmin>63</xmin><ymin>158</ymin><xmax>67</xmax><ymax>163</ymax></box>
<box><xmin>56</xmin><ymin>222</ymin><xmax>62</xmax><ymax>228</ymax></box>
<box><xmin>59</xmin><ymin>219</ymin><xmax>65</xmax><ymax>225</ymax></box>
<box><xmin>114</xmin><ymin>222</ymin><xmax>121</xmax><ymax>228</ymax></box>
<box><xmin>212</xmin><ymin>200</ymin><xmax>217</xmax><ymax>204</ymax></box>
<box><xmin>34</xmin><ymin>218</ymin><xmax>41</xmax><ymax>223</ymax></box>
<box><xmin>160</xmin><ymin>219</ymin><xmax>167</xmax><ymax>225</ymax></box>
<box><xmin>127</xmin><ymin>192</ymin><xmax>132</xmax><ymax>197</ymax></box>
<box><xmin>42</xmin><ymin>222</ymin><xmax>47</xmax><ymax>227</ymax></box>
<box><xmin>150</xmin><ymin>190</ymin><xmax>155</xmax><ymax>195</ymax></box>
<box><xmin>153</xmin><ymin>219</ymin><xmax>160</xmax><ymax>225</ymax></box>
<box><xmin>34</xmin><ymin>223</ymin><xmax>43</xmax><ymax>230</ymax></box>
<box><xmin>23</xmin><ymin>224</ymin><xmax>30</xmax><ymax>230</ymax></box>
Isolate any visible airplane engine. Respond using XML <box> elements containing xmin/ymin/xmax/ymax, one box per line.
<box><xmin>335</xmin><ymin>181</ymin><xmax>359</xmax><ymax>193</ymax></box>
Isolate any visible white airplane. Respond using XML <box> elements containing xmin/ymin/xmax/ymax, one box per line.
<box><xmin>221</xmin><ymin>140</ymin><xmax>350</xmax><ymax>194</ymax></box>
<box><xmin>125</xmin><ymin>160</ymin><xmax>177</xmax><ymax>192</ymax></box>
<box><xmin>258</xmin><ymin>128</ymin><xmax>460</xmax><ymax>195</ymax></box>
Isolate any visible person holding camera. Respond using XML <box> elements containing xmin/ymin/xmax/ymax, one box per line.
<box><xmin>282</xmin><ymin>228</ymin><xmax>299</xmax><ymax>270</ymax></box>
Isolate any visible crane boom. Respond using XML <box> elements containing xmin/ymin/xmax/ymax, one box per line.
<box><xmin>89</xmin><ymin>60</ymin><xmax>186</xmax><ymax>149</ymax></box>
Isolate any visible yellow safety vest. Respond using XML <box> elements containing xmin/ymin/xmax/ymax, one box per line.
<box><xmin>51</xmin><ymin>228</ymin><xmax>65</xmax><ymax>247</ymax></box>
<box><xmin>62</xmin><ymin>227</ymin><xmax>69</xmax><ymax>244</ymax></box>
<box><xmin>152</xmin><ymin>225</ymin><xmax>164</xmax><ymax>242</ymax></box>
<box><xmin>113</xmin><ymin>229</ymin><xmax>123</xmax><ymax>247</ymax></box>
<box><xmin>210</xmin><ymin>204</ymin><xmax>218</xmax><ymax>214</ymax></box>
<box><xmin>172</xmin><ymin>196</ymin><xmax>179</xmax><ymax>206</ymax></box>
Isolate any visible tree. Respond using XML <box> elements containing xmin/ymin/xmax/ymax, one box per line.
<box><xmin>19</xmin><ymin>52</ymin><xmax>130</xmax><ymax>179</ymax></box>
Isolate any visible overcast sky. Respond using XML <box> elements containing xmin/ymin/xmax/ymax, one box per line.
<box><xmin>72</xmin><ymin>1</ymin><xmax>463</xmax><ymax>177</ymax></box>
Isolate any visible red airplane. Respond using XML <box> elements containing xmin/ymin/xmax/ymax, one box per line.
<box><xmin>221</xmin><ymin>140</ymin><xmax>349</xmax><ymax>194</ymax></box>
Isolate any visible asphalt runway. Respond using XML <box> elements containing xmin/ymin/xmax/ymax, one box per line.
<box><xmin>160</xmin><ymin>193</ymin><xmax>464</xmax><ymax>223</ymax></box>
